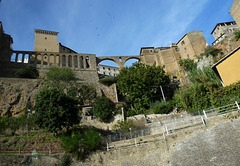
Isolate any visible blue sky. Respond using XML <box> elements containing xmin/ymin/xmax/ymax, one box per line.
<box><xmin>0</xmin><ymin>0</ymin><xmax>235</xmax><ymax>67</ymax></box>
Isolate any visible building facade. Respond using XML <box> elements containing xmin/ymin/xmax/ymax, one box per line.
<box><xmin>176</xmin><ymin>31</ymin><xmax>207</xmax><ymax>59</ymax></box>
<box><xmin>97</xmin><ymin>65</ymin><xmax>119</xmax><ymax>77</ymax></box>
<box><xmin>211</xmin><ymin>21</ymin><xmax>239</xmax><ymax>45</ymax></box>
<box><xmin>34</xmin><ymin>29</ymin><xmax>77</xmax><ymax>53</ymax></box>
<box><xmin>230</xmin><ymin>0</ymin><xmax>240</xmax><ymax>27</ymax></box>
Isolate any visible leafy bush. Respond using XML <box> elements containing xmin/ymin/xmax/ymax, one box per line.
<box><xmin>0</xmin><ymin>114</ymin><xmax>36</xmax><ymax>134</ymax></box>
<box><xmin>150</xmin><ymin>101</ymin><xmax>173</xmax><ymax>114</ymax></box>
<box><xmin>211</xmin><ymin>81</ymin><xmax>240</xmax><ymax>107</ymax></box>
<box><xmin>15</xmin><ymin>65</ymin><xmax>39</xmax><ymax>79</ymax></box>
<box><xmin>61</xmin><ymin>155</ymin><xmax>71</xmax><ymax>166</ymax></box>
<box><xmin>174</xmin><ymin>84</ymin><xmax>211</xmax><ymax>113</ymax></box>
<box><xmin>60</xmin><ymin>129</ymin><xmax>101</xmax><ymax>159</ymax></box>
<box><xmin>178</xmin><ymin>59</ymin><xmax>197</xmax><ymax>72</ymax></box>
<box><xmin>98</xmin><ymin>76</ymin><xmax>117</xmax><ymax>86</ymax></box>
<box><xmin>202</xmin><ymin>46</ymin><xmax>221</xmax><ymax>57</ymax></box>
<box><xmin>234</xmin><ymin>31</ymin><xmax>240</xmax><ymax>41</ymax></box>
<box><xmin>46</xmin><ymin>67</ymin><xmax>76</xmax><ymax>82</ymax></box>
<box><xmin>34</xmin><ymin>88</ymin><xmax>80</xmax><ymax>135</ymax></box>
<box><xmin>92</xmin><ymin>97</ymin><xmax>116</xmax><ymax>122</ymax></box>
<box><xmin>113</xmin><ymin>120</ymin><xmax>135</xmax><ymax>132</ymax></box>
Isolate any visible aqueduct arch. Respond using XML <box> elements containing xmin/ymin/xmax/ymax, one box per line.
<box><xmin>96</xmin><ymin>55</ymin><xmax>140</xmax><ymax>70</ymax></box>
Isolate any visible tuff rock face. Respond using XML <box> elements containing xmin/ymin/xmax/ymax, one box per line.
<box><xmin>0</xmin><ymin>78</ymin><xmax>43</xmax><ymax>117</ymax></box>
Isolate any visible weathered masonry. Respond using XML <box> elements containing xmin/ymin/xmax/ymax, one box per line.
<box><xmin>4</xmin><ymin>50</ymin><xmax>99</xmax><ymax>83</ymax></box>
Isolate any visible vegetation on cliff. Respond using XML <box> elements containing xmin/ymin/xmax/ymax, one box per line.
<box><xmin>234</xmin><ymin>30</ymin><xmax>240</xmax><ymax>41</ymax></box>
<box><xmin>15</xmin><ymin>65</ymin><xmax>39</xmax><ymax>79</ymax></box>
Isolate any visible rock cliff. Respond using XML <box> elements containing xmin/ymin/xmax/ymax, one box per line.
<box><xmin>0</xmin><ymin>78</ymin><xmax>43</xmax><ymax>116</ymax></box>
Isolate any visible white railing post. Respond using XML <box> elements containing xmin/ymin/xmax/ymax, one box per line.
<box><xmin>165</xmin><ymin>125</ymin><xmax>169</xmax><ymax>135</ymax></box>
<box><xmin>203</xmin><ymin>110</ymin><xmax>207</xmax><ymax>119</ymax></box>
<box><xmin>235</xmin><ymin>101</ymin><xmax>240</xmax><ymax>110</ymax></box>
<box><xmin>201</xmin><ymin>116</ymin><xmax>206</xmax><ymax>125</ymax></box>
<box><xmin>135</xmin><ymin>138</ymin><xmax>137</xmax><ymax>147</ymax></box>
<box><xmin>107</xmin><ymin>143</ymin><xmax>109</xmax><ymax>151</ymax></box>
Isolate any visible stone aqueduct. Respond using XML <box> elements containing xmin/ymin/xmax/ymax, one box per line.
<box><xmin>9</xmin><ymin>50</ymin><xmax>140</xmax><ymax>70</ymax></box>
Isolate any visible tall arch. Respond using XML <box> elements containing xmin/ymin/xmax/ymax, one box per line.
<box><xmin>124</xmin><ymin>57</ymin><xmax>140</xmax><ymax>67</ymax></box>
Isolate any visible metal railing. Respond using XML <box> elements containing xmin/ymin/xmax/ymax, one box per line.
<box><xmin>104</xmin><ymin>101</ymin><xmax>240</xmax><ymax>151</ymax></box>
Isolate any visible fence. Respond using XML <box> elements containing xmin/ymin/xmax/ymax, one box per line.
<box><xmin>104</xmin><ymin>101</ymin><xmax>240</xmax><ymax>151</ymax></box>
<box><xmin>202</xmin><ymin>101</ymin><xmax>240</xmax><ymax>119</ymax></box>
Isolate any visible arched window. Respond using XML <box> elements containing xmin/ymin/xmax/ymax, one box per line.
<box><xmin>86</xmin><ymin>56</ymin><xmax>90</xmax><ymax>68</ymax></box>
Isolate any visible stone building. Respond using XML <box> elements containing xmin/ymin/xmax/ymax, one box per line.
<box><xmin>139</xmin><ymin>31</ymin><xmax>208</xmax><ymax>84</ymax></box>
<box><xmin>34</xmin><ymin>29</ymin><xmax>77</xmax><ymax>53</ymax></box>
<box><xmin>0</xmin><ymin>21</ymin><xmax>13</xmax><ymax>62</ymax></box>
<box><xmin>230</xmin><ymin>0</ymin><xmax>240</xmax><ymax>27</ymax></box>
<box><xmin>97</xmin><ymin>65</ymin><xmax>119</xmax><ymax>77</ymax></box>
<box><xmin>211</xmin><ymin>21</ymin><xmax>239</xmax><ymax>45</ymax></box>
<box><xmin>176</xmin><ymin>31</ymin><xmax>207</xmax><ymax>59</ymax></box>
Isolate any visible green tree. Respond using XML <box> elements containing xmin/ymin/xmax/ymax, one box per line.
<box><xmin>15</xmin><ymin>65</ymin><xmax>39</xmax><ymax>79</ymax></box>
<box><xmin>67</xmin><ymin>83</ymin><xmax>97</xmax><ymax>105</ymax></box>
<box><xmin>92</xmin><ymin>97</ymin><xmax>115</xmax><ymax>122</ymax></box>
<box><xmin>116</xmin><ymin>62</ymin><xmax>171</xmax><ymax>110</ymax></box>
<box><xmin>34</xmin><ymin>88</ymin><xmax>79</xmax><ymax>135</ymax></box>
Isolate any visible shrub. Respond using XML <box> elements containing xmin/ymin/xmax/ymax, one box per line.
<box><xmin>234</xmin><ymin>31</ymin><xmax>240</xmax><ymax>41</ymax></box>
<box><xmin>150</xmin><ymin>101</ymin><xmax>173</xmax><ymax>114</ymax></box>
<box><xmin>178</xmin><ymin>59</ymin><xmax>197</xmax><ymax>72</ymax></box>
<box><xmin>92</xmin><ymin>97</ymin><xmax>116</xmax><ymax>123</ymax></box>
<box><xmin>46</xmin><ymin>67</ymin><xmax>76</xmax><ymax>82</ymax></box>
<box><xmin>98</xmin><ymin>76</ymin><xmax>117</xmax><ymax>86</ymax></box>
<box><xmin>0</xmin><ymin>114</ymin><xmax>36</xmax><ymax>134</ymax></box>
<box><xmin>61</xmin><ymin>155</ymin><xmax>71</xmax><ymax>166</ymax></box>
<box><xmin>112</xmin><ymin>120</ymin><xmax>135</xmax><ymax>132</ymax></box>
<box><xmin>60</xmin><ymin>129</ymin><xmax>101</xmax><ymax>159</ymax></box>
<box><xmin>15</xmin><ymin>65</ymin><xmax>39</xmax><ymax>79</ymax></box>
<box><xmin>211</xmin><ymin>81</ymin><xmax>240</xmax><ymax>107</ymax></box>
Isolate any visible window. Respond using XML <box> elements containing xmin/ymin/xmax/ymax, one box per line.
<box><xmin>45</xmin><ymin>37</ymin><xmax>47</xmax><ymax>40</ymax></box>
<box><xmin>108</xmin><ymin>68</ymin><xmax>110</xmax><ymax>71</ymax></box>
<box><xmin>187</xmin><ymin>55</ymin><xmax>190</xmax><ymax>58</ymax></box>
<box><xmin>103</xmin><ymin>72</ymin><xmax>105</xmax><ymax>75</ymax></box>
<box><xmin>113</xmin><ymin>69</ymin><xmax>116</xmax><ymax>71</ymax></box>
<box><xmin>185</xmin><ymin>48</ymin><xmax>187</xmax><ymax>51</ymax></box>
<box><xmin>45</xmin><ymin>49</ymin><xmax>47</xmax><ymax>51</ymax></box>
<box><xmin>114</xmin><ymin>74</ymin><xmax>116</xmax><ymax>77</ymax></box>
<box><xmin>150</xmin><ymin>50</ymin><xmax>153</xmax><ymax>53</ymax></box>
<box><xmin>103</xmin><ymin>67</ymin><xmax>105</xmax><ymax>70</ymax></box>
<box><xmin>181</xmin><ymin>41</ymin><xmax>185</xmax><ymax>45</ymax></box>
